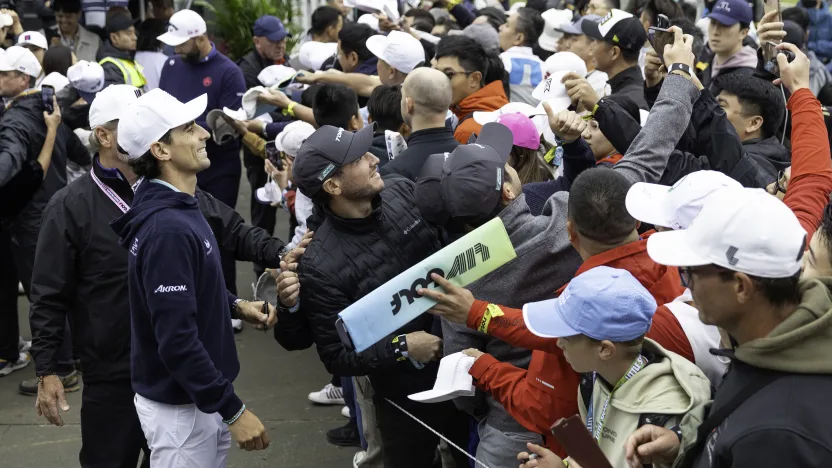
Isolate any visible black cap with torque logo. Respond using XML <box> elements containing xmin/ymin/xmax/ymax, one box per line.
<box><xmin>581</xmin><ymin>9</ymin><xmax>647</xmax><ymax>53</ymax></box>
<box><xmin>293</xmin><ymin>123</ymin><xmax>376</xmax><ymax>197</ymax></box>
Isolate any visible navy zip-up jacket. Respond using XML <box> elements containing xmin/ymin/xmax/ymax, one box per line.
<box><xmin>111</xmin><ymin>180</ymin><xmax>243</xmax><ymax>420</ymax></box>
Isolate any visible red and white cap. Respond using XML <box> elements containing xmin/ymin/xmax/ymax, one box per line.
<box><xmin>157</xmin><ymin>9</ymin><xmax>206</xmax><ymax>46</ymax></box>
<box><xmin>18</xmin><ymin>31</ymin><xmax>47</xmax><ymax>49</ymax></box>
<box><xmin>647</xmin><ymin>188</ymin><xmax>807</xmax><ymax>278</ymax></box>
<box><xmin>366</xmin><ymin>31</ymin><xmax>425</xmax><ymax>74</ymax></box>
<box><xmin>0</xmin><ymin>46</ymin><xmax>42</xmax><ymax>77</ymax></box>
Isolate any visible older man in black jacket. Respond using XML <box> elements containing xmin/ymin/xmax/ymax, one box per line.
<box><xmin>290</xmin><ymin>124</ymin><xmax>469</xmax><ymax>468</ymax></box>
<box><xmin>28</xmin><ymin>85</ymin><xmax>286</xmax><ymax>468</ymax></box>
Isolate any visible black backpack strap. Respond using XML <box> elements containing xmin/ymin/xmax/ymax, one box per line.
<box><xmin>679</xmin><ymin>372</ymin><xmax>784</xmax><ymax>468</ymax></box>
<box><xmin>457</xmin><ymin>112</ymin><xmax>474</xmax><ymax>126</ymax></box>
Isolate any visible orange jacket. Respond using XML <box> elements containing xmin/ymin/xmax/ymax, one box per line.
<box><xmin>452</xmin><ymin>80</ymin><xmax>509</xmax><ymax>144</ymax></box>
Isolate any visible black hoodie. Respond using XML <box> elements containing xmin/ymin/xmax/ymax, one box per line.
<box><xmin>110</xmin><ymin>180</ymin><xmax>243</xmax><ymax>420</ymax></box>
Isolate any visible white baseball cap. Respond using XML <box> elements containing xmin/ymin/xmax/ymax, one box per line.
<box><xmin>274</xmin><ymin>121</ymin><xmax>316</xmax><ymax>157</ymax></box>
<box><xmin>539</xmin><ymin>9</ymin><xmax>573</xmax><ymax>52</ymax></box>
<box><xmin>89</xmin><ymin>84</ymin><xmax>142</xmax><ymax>128</ymax></box>
<box><xmin>157</xmin><ymin>9</ymin><xmax>207</xmax><ymax>46</ymax></box>
<box><xmin>298</xmin><ymin>41</ymin><xmax>338</xmax><ymax>71</ymax></box>
<box><xmin>67</xmin><ymin>60</ymin><xmax>105</xmax><ymax>93</ymax></box>
<box><xmin>40</xmin><ymin>72</ymin><xmax>70</xmax><ymax>92</ymax></box>
<box><xmin>206</xmin><ymin>109</ymin><xmax>240</xmax><ymax>145</ymax></box>
<box><xmin>366</xmin><ymin>31</ymin><xmax>425</xmax><ymax>74</ymax></box>
<box><xmin>473</xmin><ymin>102</ymin><xmax>549</xmax><ymax>136</ymax></box>
<box><xmin>0</xmin><ymin>46</ymin><xmax>42</xmax><ymax>77</ymax></box>
<box><xmin>241</xmin><ymin>86</ymin><xmax>277</xmax><ymax>119</ymax></box>
<box><xmin>647</xmin><ymin>188</ymin><xmax>807</xmax><ymax>278</ymax></box>
<box><xmin>408</xmin><ymin>352</ymin><xmax>476</xmax><ymax>403</ymax></box>
<box><xmin>117</xmin><ymin>89</ymin><xmax>208</xmax><ymax>159</ymax></box>
<box><xmin>17</xmin><ymin>31</ymin><xmax>47</xmax><ymax>50</ymax></box>
<box><xmin>542</xmin><ymin>51</ymin><xmax>587</xmax><ymax>79</ymax></box>
<box><xmin>257</xmin><ymin>64</ymin><xmax>298</xmax><ymax>88</ymax></box>
<box><xmin>626</xmin><ymin>171</ymin><xmax>743</xmax><ymax>230</ymax></box>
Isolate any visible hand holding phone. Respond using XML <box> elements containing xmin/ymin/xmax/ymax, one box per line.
<box><xmin>647</xmin><ymin>27</ymin><xmax>675</xmax><ymax>64</ymax></box>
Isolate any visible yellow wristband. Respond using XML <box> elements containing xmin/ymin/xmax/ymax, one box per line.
<box><xmin>283</xmin><ymin>101</ymin><xmax>296</xmax><ymax>118</ymax></box>
<box><xmin>563</xmin><ymin>460</ymin><xmax>570</xmax><ymax>467</ymax></box>
<box><xmin>477</xmin><ymin>303</ymin><xmax>505</xmax><ymax>334</ymax></box>
<box><xmin>446</xmin><ymin>0</ymin><xmax>463</xmax><ymax>10</ymax></box>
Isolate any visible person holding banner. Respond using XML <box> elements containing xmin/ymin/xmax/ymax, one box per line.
<box><xmin>291</xmin><ymin>123</ymin><xmax>470</xmax><ymax>468</ymax></box>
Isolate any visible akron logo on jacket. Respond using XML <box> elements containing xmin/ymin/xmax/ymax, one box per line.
<box><xmin>389</xmin><ymin>243</ymin><xmax>492</xmax><ymax>315</ymax></box>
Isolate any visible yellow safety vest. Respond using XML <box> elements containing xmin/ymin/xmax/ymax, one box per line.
<box><xmin>99</xmin><ymin>57</ymin><xmax>147</xmax><ymax>89</ymax></box>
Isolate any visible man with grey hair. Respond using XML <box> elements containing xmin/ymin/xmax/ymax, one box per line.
<box><xmin>380</xmin><ymin>67</ymin><xmax>459</xmax><ymax>180</ymax></box>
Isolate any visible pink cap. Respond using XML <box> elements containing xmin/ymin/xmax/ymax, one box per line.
<box><xmin>496</xmin><ymin>113</ymin><xmax>541</xmax><ymax>150</ymax></box>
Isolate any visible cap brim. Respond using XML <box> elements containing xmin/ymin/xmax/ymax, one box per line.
<box><xmin>556</xmin><ymin>24</ymin><xmax>583</xmax><ymax>35</ymax></box>
<box><xmin>537</xmin><ymin>96</ymin><xmax>572</xmax><ymax>115</ymax></box>
<box><xmin>625</xmin><ymin>182</ymin><xmax>674</xmax><ymax>227</ymax></box>
<box><xmin>408</xmin><ymin>387</ymin><xmax>475</xmax><ymax>403</ymax></box>
<box><xmin>581</xmin><ymin>18</ymin><xmax>604</xmax><ymax>40</ymax></box>
<box><xmin>646</xmin><ymin>230</ymin><xmax>712</xmax><ymax>267</ymax></box>
<box><xmin>522</xmin><ymin>299</ymin><xmax>580</xmax><ymax>339</ymax></box>
<box><xmin>174</xmin><ymin>94</ymin><xmax>208</xmax><ymax>128</ymax></box>
<box><xmin>707</xmin><ymin>12</ymin><xmax>738</xmax><ymax>27</ymax></box>
<box><xmin>344</xmin><ymin>123</ymin><xmax>376</xmax><ymax>164</ymax></box>
<box><xmin>473</xmin><ymin>122</ymin><xmax>513</xmax><ymax>164</ymax></box>
<box><xmin>365</xmin><ymin>35</ymin><xmax>389</xmax><ymax>63</ymax></box>
<box><xmin>266</xmin><ymin>31</ymin><xmax>291</xmax><ymax>42</ymax></box>
<box><xmin>473</xmin><ymin>110</ymin><xmax>499</xmax><ymax>126</ymax></box>
<box><xmin>222</xmin><ymin>106</ymin><xmax>247</xmax><ymax>121</ymax></box>
<box><xmin>255</xmin><ymin>186</ymin><xmax>273</xmax><ymax>204</ymax></box>
<box><xmin>157</xmin><ymin>32</ymin><xmax>190</xmax><ymax>46</ymax></box>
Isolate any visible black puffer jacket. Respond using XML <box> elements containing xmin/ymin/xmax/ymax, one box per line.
<box><xmin>0</xmin><ymin>93</ymin><xmax>90</xmax><ymax>228</ymax></box>
<box><xmin>297</xmin><ymin>177</ymin><xmax>444</xmax><ymax>398</ymax></box>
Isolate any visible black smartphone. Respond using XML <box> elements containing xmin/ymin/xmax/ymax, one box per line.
<box><xmin>656</xmin><ymin>13</ymin><xmax>670</xmax><ymax>29</ymax></box>
<box><xmin>41</xmin><ymin>85</ymin><xmax>54</xmax><ymax>113</ymax></box>
<box><xmin>648</xmin><ymin>26</ymin><xmax>675</xmax><ymax>63</ymax></box>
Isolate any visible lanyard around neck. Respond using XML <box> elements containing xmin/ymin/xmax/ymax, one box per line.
<box><xmin>585</xmin><ymin>354</ymin><xmax>648</xmax><ymax>443</ymax></box>
<box><xmin>90</xmin><ymin>168</ymin><xmax>143</xmax><ymax>214</ymax></box>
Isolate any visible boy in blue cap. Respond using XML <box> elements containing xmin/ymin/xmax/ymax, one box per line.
<box><xmin>700</xmin><ymin>0</ymin><xmax>757</xmax><ymax>91</ymax></box>
<box><xmin>517</xmin><ymin>266</ymin><xmax>710</xmax><ymax>468</ymax></box>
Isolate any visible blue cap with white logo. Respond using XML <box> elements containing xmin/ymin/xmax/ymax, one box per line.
<box><xmin>522</xmin><ymin>266</ymin><xmax>657</xmax><ymax>341</ymax></box>
<box><xmin>708</xmin><ymin>0</ymin><xmax>753</xmax><ymax>27</ymax></box>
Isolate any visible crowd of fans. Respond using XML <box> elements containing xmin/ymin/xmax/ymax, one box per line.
<box><xmin>2</xmin><ymin>0</ymin><xmax>832</xmax><ymax>467</ymax></box>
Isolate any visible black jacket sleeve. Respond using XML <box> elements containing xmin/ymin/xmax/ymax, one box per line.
<box><xmin>273</xmin><ymin>302</ymin><xmax>315</xmax><ymax>351</ymax></box>
<box><xmin>688</xmin><ymin>89</ymin><xmax>747</xmax><ymax>177</ymax></box>
<box><xmin>595</xmin><ymin>98</ymin><xmax>643</xmax><ymax>154</ymax></box>
<box><xmin>298</xmin><ymin>263</ymin><xmax>400</xmax><ymax>377</ymax></box>
<box><xmin>28</xmin><ymin>195</ymin><xmax>76</xmax><ymax>376</ymax></box>
<box><xmin>197</xmin><ymin>189</ymin><xmax>285</xmax><ymax>268</ymax></box>
<box><xmin>238</xmin><ymin>55</ymin><xmax>261</xmax><ymax>90</ymax></box>
<box><xmin>61</xmin><ymin>125</ymin><xmax>92</xmax><ymax>167</ymax></box>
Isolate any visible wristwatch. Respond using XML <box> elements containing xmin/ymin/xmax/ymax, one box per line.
<box><xmin>669</xmin><ymin>63</ymin><xmax>694</xmax><ymax>78</ymax></box>
<box><xmin>231</xmin><ymin>298</ymin><xmax>247</xmax><ymax>318</ymax></box>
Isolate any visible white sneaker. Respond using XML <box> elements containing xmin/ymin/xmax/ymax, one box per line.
<box><xmin>0</xmin><ymin>353</ymin><xmax>30</xmax><ymax>377</ymax></box>
<box><xmin>308</xmin><ymin>383</ymin><xmax>345</xmax><ymax>405</ymax></box>
<box><xmin>231</xmin><ymin>318</ymin><xmax>243</xmax><ymax>333</ymax></box>
<box><xmin>18</xmin><ymin>337</ymin><xmax>31</xmax><ymax>354</ymax></box>
<box><xmin>341</xmin><ymin>406</ymin><xmax>350</xmax><ymax>418</ymax></box>
<box><xmin>352</xmin><ymin>450</ymin><xmax>366</xmax><ymax>468</ymax></box>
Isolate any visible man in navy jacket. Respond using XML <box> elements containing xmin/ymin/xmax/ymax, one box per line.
<box><xmin>111</xmin><ymin>88</ymin><xmax>275</xmax><ymax>465</ymax></box>
<box><xmin>156</xmin><ymin>9</ymin><xmax>246</xmax><ymax>296</ymax></box>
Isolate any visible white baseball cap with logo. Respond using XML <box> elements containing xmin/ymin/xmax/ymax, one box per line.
<box><xmin>257</xmin><ymin>64</ymin><xmax>298</xmax><ymax>88</ymax></box>
<box><xmin>408</xmin><ymin>352</ymin><xmax>476</xmax><ymax>403</ymax></box>
<box><xmin>89</xmin><ymin>85</ymin><xmax>143</xmax><ymax>128</ymax></box>
<box><xmin>626</xmin><ymin>171</ymin><xmax>743</xmax><ymax>230</ymax></box>
<box><xmin>647</xmin><ymin>187</ymin><xmax>807</xmax><ymax>278</ymax></box>
<box><xmin>275</xmin><ymin>120</ymin><xmax>316</xmax><ymax>157</ymax></box>
<box><xmin>157</xmin><ymin>9</ymin><xmax>207</xmax><ymax>46</ymax></box>
<box><xmin>18</xmin><ymin>31</ymin><xmax>48</xmax><ymax>50</ymax></box>
<box><xmin>117</xmin><ymin>89</ymin><xmax>208</xmax><ymax>159</ymax></box>
<box><xmin>366</xmin><ymin>31</ymin><xmax>425</xmax><ymax>74</ymax></box>
<box><xmin>0</xmin><ymin>46</ymin><xmax>42</xmax><ymax>77</ymax></box>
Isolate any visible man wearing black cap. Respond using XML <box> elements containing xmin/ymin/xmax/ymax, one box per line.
<box><xmin>563</xmin><ymin>8</ymin><xmax>648</xmax><ymax>110</ymax></box>
<box><xmin>291</xmin><ymin>124</ymin><xmax>470</xmax><ymax>468</ymax></box>
<box><xmin>96</xmin><ymin>12</ymin><xmax>145</xmax><ymax>89</ymax></box>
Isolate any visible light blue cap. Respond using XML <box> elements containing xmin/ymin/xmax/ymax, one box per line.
<box><xmin>522</xmin><ymin>266</ymin><xmax>657</xmax><ymax>341</ymax></box>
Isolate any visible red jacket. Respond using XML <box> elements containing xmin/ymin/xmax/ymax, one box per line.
<box><xmin>784</xmin><ymin>88</ymin><xmax>832</xmax><ymax>243</ymax></box>
<box><xmin>467</xmin><ymin>235</ymin><xmax>691</xmax><ymax>456</ymax></box>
